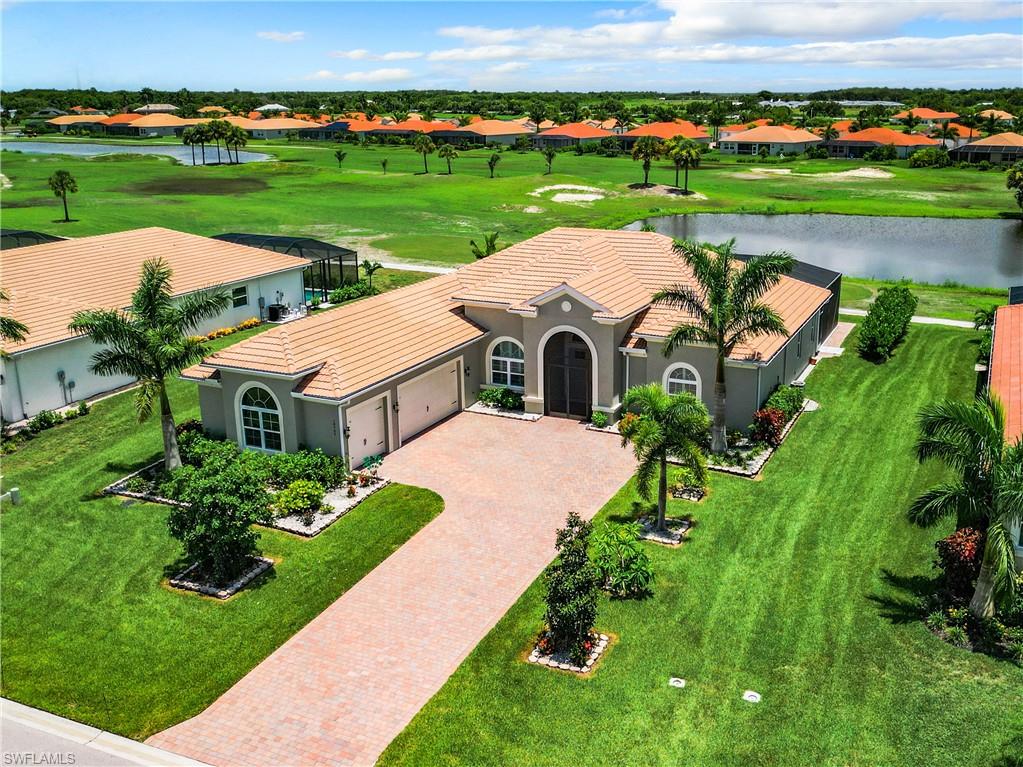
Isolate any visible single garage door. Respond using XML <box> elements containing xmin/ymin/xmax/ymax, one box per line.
<box><xmin>346</xmin><ymin>396</ymin><xmax>388</xmax><ymax>469</ymax></box>
<box><xmin>398</xmin><ymin>360</ymin><xmax>460</xmax><ymax>444</ymax></box>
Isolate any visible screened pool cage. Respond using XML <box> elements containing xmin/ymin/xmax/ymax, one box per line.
<box><xmin>212</xmin><ymin>233</ymin><xmax>359</xmax><ymax>303</ymax></box>
<box><xmin>1</xmin><ymin>229</ymin><xmax>67</xmax><ymax>250</ymax></box>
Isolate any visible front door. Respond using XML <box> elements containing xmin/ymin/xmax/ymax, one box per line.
<box><xmin>544</xmin><ymin>332</ymin><xmax>592</xmax><ymax>419</ymax></box>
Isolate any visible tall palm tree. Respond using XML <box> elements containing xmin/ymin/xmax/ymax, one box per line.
<box><xmin>904</xmin><ymin>113</ymin><xmax>920</xmax><ymax>134</ymax></box>
<box><xmin>68</xmin><ymin>259</ymin><xmax>229</xmax><ymax>471</ymax></box>
<box><xmin>0</xmin><ymin>288</ymin><xmax>28</xmax><ymax>356</ymax></box>
<box><xmin>193</xmin><ymin>123</ymin><xmax>211</xmax><ymax>165</ymax></box>
<box><xmin>47</xmin><ymin>170</ymin><xmax>78</xmax><ymax>222</ymax></box>
<box><xmin>226</xmin><ymin>125</ymin><xmax>247</xmax><ymax>163</ymax></box>
<box><xmin>208</xmin><ymin>119</ymin><xmax>229</xmax><ymax>164</ymax></box>
<box><xmin>181</xmin><ymin>127</ymin><xmax>197</xmax><ymax>166</ymax></box>
<box><xmin>935</xmin><ymin>121</ymin><xmax>960</xmax><ymax>144</ymax></box>
<box><xmin>619</xmin><ymin>384</ymin><xmax>709</xmax><ymax>532</ymax></box>
<box><xmin>653</xmin><ymin>239</ymin><xmax>795</xmax><ymax>453</ymax></box>
<box><xmin>437</xmin><ymin>143</ymin><xmax>458</xmax><ymax>174</ymax></box>
<box><xmin>631</xmin><ymin>136</ymin><xmax>662</xmax><ymax>187</ymax></box>
<box><xmin>665</xmin><ymin>137</ymin><xmax>701</xmax><ymax>193</ymax></box>
<box><xmin>958</xmin><ymin>109</ymin><xmax>978</xmax><ymax>140</ymax></box>
<box><xmin>412</xmin><ymin>132</ymin><xmax>435</xmax><ymax>173</ymax></box>
<box><xmin>542</xmin><ymin>146</ymin><xmax>556</xmax><ymax>174</ymax></box>
<box><xmin>910</xmin><ymin>393</ymin><xmax>1022</xmax><ymax>617</ymax></box>
<box><xmin>984</xmin><ymin>113</ymin><xmax>999</xmax><ymax>136</ymax></box>
<box><xmin>488</xmin><ymin>152</ymin><xmax>501</xmax><ymax>178</ymax></box>
<box><xmin>528</xmin><ymin>102</ymin><xmax>547</xmax><ymax>132</ymax></box>
<box><xmin>707</xmin><ymin>105</ymin><xmax>727</xmax><ymax>143</ymax></box>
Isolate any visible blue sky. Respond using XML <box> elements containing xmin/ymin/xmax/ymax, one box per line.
<box><xmin>3</xmin><ymin>1</ymin><xmax>1022</xmax><ymax>92</ymax></box>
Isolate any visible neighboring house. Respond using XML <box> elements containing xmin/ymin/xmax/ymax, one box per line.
<box><xmin>533</xmin><ymin>122</ymin><xmax>613</xmax><ymax>148</ymax></box>
<box><xmin>0</xmin><ymin>228</ymin><xmax>308</xmax><ymax>421</ymax></box>
<box><xmin>45</xmin><ymin>114</ymin><xmax>108</xmax><ymax>132</ymax></box>
<box><xmin>239</xmin><ymin>117</ymin><xmax>322</xmax><ymax>139</ymax></box>
<box><xmin>891</xmin><ymin>107</ymin><xmax>958</xmax><ymax>126</ymax></box>
<box><xmin>988</xmin><ymin>295</ymin><xmax>1023</xmax><ymax>568</ymax></box>
<box><xmin>69</xmin><ymin>106</ymin><xmax>105</xmax><ymax>115</ymax></box>
<box><xmin>949</xmin><ymin>132</ymin><xmax>1023</xmax><ymax>164</ymax></box>
<box><xmin>584</xmin><ymin>118</ymin><xmax>625</xmax><ymax>134</ymax></box>
<box><xmin>253</xmin><ymin>103</ymin><xmax>289</xmax><ymax>115</ymax></box>
<box><xmin>825</xmin><ymin>127</ymin><xmax>939</xmax><ymax>159</ymax></box>
<box><xmin>99</xmin><ymin>112</ymin><xmax>144</xmax><ymax>134</ymax></box>
<box><xmin>367</xmin><ymin>119</ymin><xmax>448</xmax><ymax>138</ymax></box>
<box><xmin>718</xmin><ymin>125</ymin><xmax>822</xmax><ymax>156</ymax></box>
<box><xmin>197</xmin><ymin>106</ymin><xmax>231</xmax><ymax>115</ymax></box>
<box><xmin>125</xmin><ymin>113</ymin><xmax>197</xmax><ymax>137</ymax></box>
<box><xmin>28</xmin><ymin>107</ymin><xmax>66</xmax><ymax>118</ymax></box>
<box><xmin>134</xmin><ymin>103</ymin><xmax>178</xmax><ymax>115</ymax></box>
<box><xmin>978</xmin><ymin>108</ymin><xmax>1015</xmax><ymax>124</ymax></box>
<box><xmin>718</xmin><ymin>119</ymin><xmax>795</xmax><ymax>141</ymax></box>
<box><xmin>185</xmin><ymin>228</ymin><xmax>836</xmax><ymax>468</ymax></box>
<box><xmin>430</xmin><ymin>119</ymin><xmax>534</xmax><ymax>146</ymax></box>
<box><xmin>620</xmin><ymin>120</ymin><xmax>711</xmax><ymax>148</ymax></box>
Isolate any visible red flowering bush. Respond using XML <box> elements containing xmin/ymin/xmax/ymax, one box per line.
<box><xmin>935</xmin><ymin>528</ymin><xmax>984</xmax><ymax>600</ymax></box>
<box><xmin>751</xmin><ymin>407</ymin><xmax>786</xmax><ymax>447</ymax></box>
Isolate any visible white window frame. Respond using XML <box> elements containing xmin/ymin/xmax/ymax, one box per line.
<box><xmin>237</xmin><ymin>384</ymin><xmax>284</xmax><ymax>453</ymax></box>
<box><xmin>231</xmin><ymin>285</ymin><xmax>249</xmax><ymax>308</ymax></box>
<box><xmin>663</xmin><ymin>362</ymin><xmax>702</xmax><ymax>399</ymax></box>
<box><xmin>487</xmin><ymin>336</ymin><xmax>525</xmax><ymax>392</ymax></box>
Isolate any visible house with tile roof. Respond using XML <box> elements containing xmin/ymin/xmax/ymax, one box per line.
<box><xmin>620</xmin><ymin>121</ymin><xmax>711</xmax><ymax>148</ymax></box>
<box><xmin>0</xmin><ymin>229</ymin><xmax>309</xmax><ymax>420</ymax></box>
<box><xmin>825</xmin><ymin>127</ymin><xmax>939</xmax><ymax>159</ymax></box>
<box><xmin>988</xmin><ymin>297</ymin><xmax>1023</xmax><ymax>567</ymax></box>
<box><xmin>45</xmin><ymin>114</ymin><xmax>109</xmax><ymax>132</ymax></box>
<box><xmin>891</xmin><ymin>107</ymin><xmax>958</xmax><ymax>125</ymax></box>
<box><xmin>134</xmin><ymin>103</ymin><xmax>179</xmax><ymax>115</ymax></box>
<box><xmin>949</xmin><ymin>132</ymin><xmax>1023</xmax><ymax>164</ymax></box>
<box><xmin>718</xmin><ymin>125</ymin><xmax>822</xmax><ymax>156</ymax></box>
<box><xmin>978</xmin><ymin>108</ymin><xmax>1015</xmax><ymax>123</ymax></box>
<box><xmin>429</xmin><ymin>119</ymin><xmax>535</xmax><ymax>146</ymax></box>
<box><xmin>533</xmin><ymin>122</ymin><xmax>613</xmax><ymax>148</ymax></box>
<box><xmin>183</xmin><ymin>228</ymin><xmax>839</xmax><ymax>468</ymax></box>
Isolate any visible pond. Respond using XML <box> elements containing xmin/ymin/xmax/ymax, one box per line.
<box><xmin>626</xmin><ymin>213</ymin><xmax>1023</xmax><ymax>288</ymax></box>
<box><xmin>0</xmin><ymin>140</ymin><xmax>270</xmax><ymax>165</ymax></box>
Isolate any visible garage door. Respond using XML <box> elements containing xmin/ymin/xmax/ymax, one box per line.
<box><xmin>346</xmin><ymin>396</ymin><xmax>387</xmax><ymax>469</ymax></box>
<box><xmin>398</xmin><ymin>360</ymin><xmax>460</xmax><ymax>444</ymax></box>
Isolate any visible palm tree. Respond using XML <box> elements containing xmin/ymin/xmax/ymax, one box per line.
<box><xmin>381</xmin><ymin>158</ymin><xmax>389</xmax><ymax>174</ymax></box>
<box><xmin>226</xmin><ymin>125</ymin><xmax>247</xmax><ymax>163</ymax></box>
<box><xmin>706</xmin><ymin>105</ymin><xmax>727</xmax><ymax>143</ymax></box>
<box><xmin>470</xmin><ymin>232</ymin><xmax>499</xmax><ymax>259</ymax></box>
<box><xmin>0</xmin><ymin>288</ymin><xmax>28</xmax><ymax>356</ymax></box>
<box><xmin>47</xmin><ymin>170</ymin><xmax>77</xmax><ymax>222</ymax></box>
<box><xmin>208</xmin><ymin>119</ymin><xmax>230</xmax><ymax>164</ymax></box>
<box><xmin>334</xmin><ymin>149</ymin><xmax>347</xmax><ymax>169</ymax></box>
<box><xmin>935</xmin><ymin>121</ymin><xmax>959</xmax><ymax>144</ymax></box>
<box><xmin>904</xmin><ymin>113</ymin><xmax>920</xmax><ymax>134</ymax></box>
<box><xmin>821</xmin><ymin>125</ymin><xmax>840</xmax><ymax>142</ymax></box>
<box><xmin>360</xmin><ymin>259</ymin><xmax>382</xmax><ymax>291</ymax></box>
<box><xmin>631</xmin><ymin>136</ymin><xmax>661</xmax><ymax>187</ymax></box>
<box><xmin>487</xmin><ymin>152</ymin><xmax>501</xmax><ymax>178</ymax></box>
<box><xmin>619</xmin><ymin>384</ymin><xmax>709</xmax><ymax>532</ymax></box>
<box><xmin>542</xmin><ymin>146</ymin><xmax>556</xmax><ymax>175</ymax></box>
<box><xmin>437</xmin><ymin>143</ymin><xmax>458</xmax><ymax>174</ymax></box>
<box><xmin>68</xmin><ymin>259</ymin><xmax>229</xmax><ymax>471</ymax></box>
<box><xmin>665</xmin><ymin>137</ymin><xmax>701</xmax><ymax>193</ymax></box>
<box><xmin>391</xmin><ymin>108</ymin><xmax>410</xmax><ymax>124</ymax></box>
<box><xmin>910</xmin><ymin>393</ymin><xmax>1023</xmax><ymax>617</ymax></box>
<box><xmin>413</xmin><ymin>133</ymin><xmax>435</xmax><ymax>173</ymax></box>
<box><xmin>958</xmin><ymin>109</ymin><xmax>978</xmax><ymax>140</ymax></box>
<box><xmin>528</xmin><ymin>102</ymin><xmax>547</xmax><ymax>131</ymax></box>
<box><xmin>984</xmin><ymin>113</ymin><xmax>999</xmax><ymax>136</ymax></box>
<box><xmin>653</xmin><ymin>239</ymin><xmax>795</xmax><ymax>453</ymax></box>
<box><xmin>181</xmin><ymin>127</ymin><xmax>197</xmax><ymax>166</ymax></box>
<box><xmin>193</xmin><ymin>123</ymin><xmax>211</xmax><ymax>165</ymax></box>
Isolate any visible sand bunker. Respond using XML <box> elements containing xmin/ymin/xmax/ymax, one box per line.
<box><xmin>530</xmin><ymin>184</ymin><xmax>607</xmax><ymax>203</ymax></box>
<box><xmin>629</xmin><ymin>183</ymin><xmax>708</xmax><ymax>200</ymax></box>
<box><xmin>551</xmin><ymin>192</ymin><xmax>603</xmax><ymax>202</ymax></box>
<box><xmin>0</xmin><ymin>173</ymin><xmax>11</xmax><ymax>189</ymax></box>
<box><xmin>523</xmin><ymin>205</ymin><xmax>544</xmax><ymax>213</ymax></box>
<box><xmin>824</xmin><ymin>167</ymin><xmax>894</xmax><ymax>179</ymax></box>
<box><xmin>735</xmin><ymin>165</ymin><xmax>894</xmax><ymax>181</ymax></box>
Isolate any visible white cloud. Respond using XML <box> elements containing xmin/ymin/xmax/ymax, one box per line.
<box><xmin>305</xmin><ymin>68</ymin><xmax>414</xmax><ymax>83</ymax></box>
<box><xmin>427</xmin><ymin>45</ymin><xmax>523</xmax><ymax>62</ymax></box>
<box><xmin>487</xmin><ymin>62</ymin><xmax>529</xmax><ymax>74</ymax></box>
<box><xmin>329</xmin><ymin>49</ymin><xmax>422</xmax><ymax>61</ymax></box>
<box><xmin>256</xmin><ymin>30</ymin><xmax>304</xmax><ymax>43</ymax></box>
<box><xmin>329</xmin><ymin>49</ymin><xmax>370</xmax><ymax>60</ymax></box>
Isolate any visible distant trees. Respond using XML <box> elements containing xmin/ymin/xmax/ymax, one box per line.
<box><xmin>47</xmin><ymin>169</ymin><xmax>78</xmax><ymax>222</ymax></box>
<box><xmin>437</xmin><ymin>143</ymin><xmax>458</xmax><ymax>174</ymax></box>
<box><xmin>413</xmin><ymin>132</ymin><xmax>435</xmax><ymax>173</ymax></box>
<box><xmin>631</xmin><ymin>136</ymin><xmax>662</xmax><ymax>186</ymax></box>
<box><xmin>1007</xmin><ymin>161</ymin><xmax>1023</xmax><ymax>213</ymax></box>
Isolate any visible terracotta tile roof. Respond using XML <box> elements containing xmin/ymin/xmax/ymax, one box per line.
<box><xmin>721</xmin><ymin>125</ymin><xmax>822</xmax><ymax>144</ymax></box>
<box><xmin>452</xmin><ymin>119</ymin><xmax>533</xmax><ymax>137</ymax></box>
<box><xmin>198</xmin><ymin>106</ymin><xmax>230</xmax><ymax>114</ymax></box>
<box><xmin>536</xmin><ymin>122</ymin><xmax>613</xmax><ymax>139</ymax></box>
<box><xmin>336</xmin><ymin>118</ymin><xmax>381</xmax><ymax>133</ymax></box>
<box><xmin>224</xmin><ymin>116</ymin><xmax>321</xmax><ymax>130</ymax></box>
<box><xmin>961</xmin><ymin>131</ymin><xmax>1023</xmax><ymax>148</ymax></box>
<box><xmin>832</xmin><ymin>127</ymin><xmax>938</xmax><ymax>147</ymax></box>
<box><xmin>191</xmin><ymin>275</ymin><xmax>487</xmax><ymax>401</ymax></box>
<box><xmin>1</xmin><ymin>228</ymin><xmax>308</xmax><ymax>355</ymax></box>
<box><xmin>991</xmin><ymin>304</ymin><xmax>1023</xmax><ymax>443</ymax></box>
<box><xmin>623</xmin><ymin>121</ymin><xmax>710</xmax><ymax>140</ymax></box>
<box><xmin>369</xmin><ymin>119</ymin><xmax>447</xmax><ymax>134</ymax></box>
<box><xmin>979</xmin><ymin>109</ymin><xmax>1014</xmax><ymax>120</ymax></box>
<box><xmin>45</xmin><ymin>114</ymin><xmax>107</xmax><ymax>126</ymax></box>
<box><xmin>246</xmin><ymin>111</ymin><xmax>263</xmax><ymax>120</ymax></box>
<box><xmin>130</xmin><ymin>113</ymin><xmax>193</xmax><ymax>128</ymax></box>
<box><xmin>893</xmin><ymin>108</ymin><xmax>958</xmax><ymax>120</ymax></box>
<box><xmin>100</xmin><ymin>112</ymin><xmax>144</xmax><ymax>125</ymax></box>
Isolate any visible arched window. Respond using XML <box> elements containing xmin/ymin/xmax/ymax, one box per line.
<box><xmin>664</xmin><ymin>363</ymin><xmax>701</xmax><ymax>399</ymax></box>
<box><xmin>240</xmin><ymin>386</ymin><xmax>283</xmax><ymax>452</ymax></box>
<box><xmin>491</xmin><ymin>339</ymin><xmax>525</xmax><ymax>390</ymax></box>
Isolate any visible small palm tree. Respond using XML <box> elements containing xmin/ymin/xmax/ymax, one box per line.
<box><xmin>631</xmin><ymin>135</ymin><xmax>662</xmax><ymax>187</ymax></box>
<box><xmin>910</xmin><ymin>393</ymin><xmax>1022</xmax><ymax>617</ymax></box>
<box><xmin>654</xmin><ymin>239</ymin><xmax>795</xmax><ymax>453</ymax></box>
<box><xmin>488</xmin><ymin>152</ymin><xmax>501</xmax><ymax>178</ymax></box>
<box><xmin>707</xmin><ymin>105</ymin><xmax>727</xmax><ymax>143</ymax></box>
<box><xmin>528</xmin><ymin>102</ymin><xmax>547</xmax><ymax>131</ymax></box>
<box><xmin>334</xmin><ymin>149</ymin><xmax>347</xmax><ymax>169</ymax></box>
<box><xmin>0</xmin><ymin>288</ymin><xmax>29</xmax><ymax>356</ymax></box>
<box><xmin>542</xmin><ymin>146</ymin><xmax>556</xmax><ymax>175</ymax></box>
<box><xmin>619</xmin><ymin>384</ymin><xmax>709</xmax><ymax>532</ymax></box>
<box><xmin>935</xmin><ymin>121</ymin><xmax>959</xmax><ymax>143</ymax></box>
<box><xmin>360</xmin><ymin>259</ymin><xmax>382</xmax><ymax>291</ymax></box>
<box><xmin>413</xmin><ymin>133</ymin><xmax>435</xmax><ymax>173</ymax></box>
<box><xmin>665</xmin><ymin>137</ymin><xmax>701</xmax><ymax>193</ymax></box>
<box><xmin>381</xmin><ymin>158</ymin><xmax>389</xmax><ymax>174</ymax></box>
<box><xmin>984</xmin><ymin>113</ymin><xmax>999</xmax><ymax>135</ymax></box>
<box><xmin>904</xmin><ymin>113</ymin><xmax>920</xmax><ymax>134</ymax></box>
<box><xmin>68</xmin><ymin>259</ymin><xmax>229</xmax><ymax>471</ymax></box>
<box><xmin>437</xmin><ymin>143</ymin><xmax>458</xmax><ymax>174</ymax></box>
<box><xmin>822</xmin><ymin>125</ymin><xmax>839</xmax><ymax>142</ymax></box>
<box><xmin>47</xmin><ymin>170</ymin><xmax>78</xmax><ymax>222</ymax></box>
<box><xmin>470</xmin><ymin>232</ymin><xmax>499</xmax><ymax>260</ymax></box>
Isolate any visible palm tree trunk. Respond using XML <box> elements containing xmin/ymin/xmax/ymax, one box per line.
<box><xmin>684</xmin><ymin>166</ymin><xmax>690</xmax><ymax>193</ymax></box>
<box><xmin>657</xmin><ymin>453</ymin><xmax>668</xmax><ymax>531</ymax></box>
<box><xmin>215</xmin><ymin>140</ymin><xmax>222</xmax><ymax>165</ymax></box>
<box><xmin>190</xmin><ymin>144</ymin><xmax>196</xmax><ymax>166</ymax></box>
<box><xmin>61</xmin><ymin>193</ymin><xmax>70</xmax><ymax>222</ymax></box>
<box><xmin>969</xmin><ymin>547</ymin><xmax>998</xmax><ymax>618</ymax></box>
<box><xmin>711</xmin><ymin>353</ymin><xmax>728</xmax><ymax>453</ymax></box>
<box><xmin>423</xmin><ymin>153</ymin><xmax>428</xmax><ymax>173</ymax></box>
<box><xmin>447</xmin><ymin>158</ymin><xmax>452</xmax><ymax>174</ymax></box>
<box><xmin>674</xmin><ymin>164</ymin><xmax>680</xmax><ymax>188</ymax></box>
<box><xmin>200</xmin><ymin>143</ymin><xmax>206</xmax><ymax>165</ymax></box>
<box><xmin>159</xmin><ymin>384</ymin><xmax>182</xmax><ymax>471</ymax></box>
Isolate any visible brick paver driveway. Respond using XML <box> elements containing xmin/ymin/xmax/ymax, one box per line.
<box><xmin>148</xmin><ymin>412</ymin><xmax>634</xmax><ymax>767</ymax></box>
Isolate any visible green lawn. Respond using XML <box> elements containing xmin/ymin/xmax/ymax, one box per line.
<box><xmin>380</xmin><ymin>324</ymin><xmax>1023</xmax><ymax>767</ymax></box>
<box><xmin>0</xmin><ymin>330</ymin><xmax>443</xmax><ymax>739</ymax></box>
<box><xmin>841</xmin><ymin>277</ymin><xmax>1006</xmax><ymax>322</ymax></box>
<box><xmin>1</xmin><ymin>142</ymin><xmax>1015</xmax><ymax>273</ymax></box>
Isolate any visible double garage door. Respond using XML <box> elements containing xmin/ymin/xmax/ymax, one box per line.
<box><xmin>346</xmin><ymin>360</ymin><xmax>460</xmax><ymax>468</ymax></box>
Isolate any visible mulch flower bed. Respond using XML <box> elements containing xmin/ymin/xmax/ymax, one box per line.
<box><xmin>638</xmin><ymin>516</ymin><xmax>692</xmax><ymax>546</ymax></box>
<box><xmin>528</xmin><ymin>632</ymin><xmax>610</xmax><ymax>674</ymax></box>
<box><xmin>169</xmin><ymin>556</ymin><xmax>274</xmax><ymax>599</ymax></box>
<box><xmin>102</xmin><ymin>460</ymin><xmax>185</xmax><ymax>507</ymax></box>
<box><xmin>271</xmin><ymin>478</ymin><xmax>391</xmax><ymax>537</ymax></box>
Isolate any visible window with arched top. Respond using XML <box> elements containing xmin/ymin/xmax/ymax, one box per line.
<box><xmin>240</xmin><ymin>386</ymin><xmax>283</xmax><ymax>452</ymax></box>
<box><xmin>664</xmin><ymin>363</ymin><xmax>701</xmax><ymax>399</ymax></box>
<box><xmin>491</xmin><ymin>339</ymin><xmax>525</xmax><ymax>390</ymax></box>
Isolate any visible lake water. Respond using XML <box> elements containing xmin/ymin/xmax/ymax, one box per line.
<box><xmin>627</xmin><ymin>213</ymin><xmax>1023</xmax><ymax>288</ymax></box>
<box><xmin>1</xmin><ymin>140</ymin><xmax>270</xmax><ymax>165</ymax></box>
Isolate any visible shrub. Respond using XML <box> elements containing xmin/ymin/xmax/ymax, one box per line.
<box><xmin>802</xmin><ymin>146</ymin><xmax>828</xmax><ymax>159</ymax></box>
<box><xmin>27</xmin><ymin>409</ymin><xmax>62</xmax><ymax>433</ymax></box>
<box><xmin>268</xmin><ymin>449</ymin><xmax>348</xmax><ymax>489</ymax></box>
<box><xmin>543</xmin><ymin>512</ymin><xmax>600</xmax><ymax>664</ymax></box>
<box><xmin>908</xmin><ymin>146</ymin><xmax>950</xmax><ymax>168</ymax></box>
<box><xmin>274</xmin><ymin>479</ymin><xmax>325</xmax><ymax>521</ymax></box>
<box><xmin>857</xmin><ymin>285</ymin><xmax>918</xmax><ymax>360</ymax></box>
<box><xmin>864</xmin><ymin>144</ymin><xmax>898</xmax><ymax>161</ymax></box>
<box><xmin>764</xmin><ymin>384</ymin><xmax>805</xmax><ymax>421</ymax></box>
<box><xmin>327</xmin><ymin>280</ymin><xmax>374</xmax><ymax>304</ymax></box>
<box><xmin>945</xmin><ymin>625</ymin><xmax>971</xmax><ymax>648</ymax></box>
<box><xmin>237</xmin><ymin>317</ymin><xmax>261</xmax><ymax>330</ymax></box>
<box><xmin>175</xmin><ymin>418</ymin><xmax>205</xmax><ymax>437</ymax></box>
<box><xmin>121</xmin><ymin>475</ymin><xmax>151</xmax><ymax>494</ymax></box>
<box><xmin>935</xmin><ymin>528</ymin><xmax>984</xmax><ymax>601</ymax></box>
<box><xmin>76</xmin><ymin>400</ymin><xmax>90</xmax><ymax>416</ymax></box>
<box><xmin>477</xmin><ymin>386</ymin><xmax>524</xmax><ymax>410</ymax></box>
<box><xmin>592</xmin><ymin>521</ymin><xmax>653</xmax><ymax>598</ymax></box>
<box><xmin>590</xmin><ymin>411</ymin><xmax>609</xmax><ymax>429</ymax></box>
<box><xmin>751</xmin><ymin>407</ymin><xmax>787</xmax><ymax>447</ymax></box>
<box><xmin>674</xmin><ymin>459</ymin><xmax>708</xmax><ymax>491</ymax></box>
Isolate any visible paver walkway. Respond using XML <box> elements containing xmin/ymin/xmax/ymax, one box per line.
<box><xmin>148</xmin><ymin>413</ymin><xmax>634</xmax><ymax>767</ymax></box>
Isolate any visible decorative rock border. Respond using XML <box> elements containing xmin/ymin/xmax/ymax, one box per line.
<box><xmin>702</xmin><ymin>399</ymin><xmax>817</xmax><ymax>479</ymax></box>
<box><xmin>528</xmin><ymin>633</ymin><xmax>610</xmax><ymax>674</ymax></box>
<box><xmin>465</xmin><ymin>401</ymin><xmax>541</xmax><ymax>422</ymax></box>
<box><xmin>585</xmin><ymin>421</ymin><xmax>620</xmax><ymax>435</ymax></box>
<box><xmin>270</xmin><ymin>479</ymin><xmax>391</xmax><ymax>537</ymax></box>
<box><xmin>638</xmin><ymin>516</ymin><xmax>692</xmax><ymax>546</ymax></box>
<box><xmin>102</xmin><ymin>460</ymin><xmax>187</xmax><ymax>507</ymax></box>
<box><xmin>169</xmin><ymin>556</ymin><xmax>273</xmax><ymax>599</ymax></box>
<box><xmin>670</xmin><ymin>486</ymin><xmax>704</xmax><ymax>502</ymax></box>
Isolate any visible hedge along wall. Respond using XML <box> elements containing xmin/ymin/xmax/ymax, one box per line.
<box><xmin>857</xmin><ymin>286</ymin><xmax>919</xmax><ymax>361</ymax></box>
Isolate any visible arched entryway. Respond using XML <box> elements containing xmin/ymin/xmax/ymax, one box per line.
<box><xmin>541</xmin><ymin>330</ymin><xmax>594</xmax><ymax>418</ymax></box>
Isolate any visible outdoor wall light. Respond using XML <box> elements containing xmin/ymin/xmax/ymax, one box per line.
<box><xmin>342</xmin><ymin>425</ymin><xmax>350</xmax><ymax>438</ymax></box>
<box><xmin>464</xmin><ymin>365</ymin><xmax>471</xmax><ymax>377</ymax></box>
<box><xmin>393</xmin><ymin>402</ymin><xmax>400</xmax><ymax>413</ymax></box>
